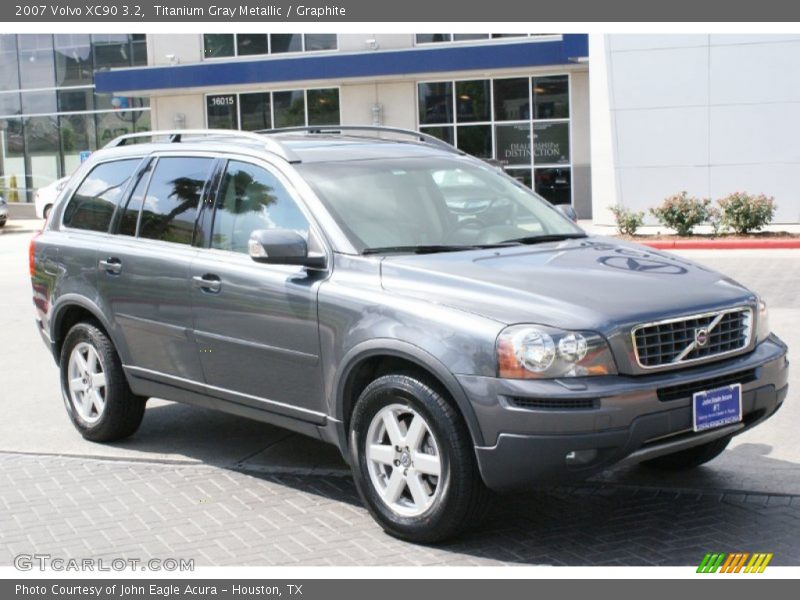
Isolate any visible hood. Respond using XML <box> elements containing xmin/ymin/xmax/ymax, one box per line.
<box><xmin>379</xmin><ymin>237</ymin><xmax>756</xmax><ymax>333</ymax></box>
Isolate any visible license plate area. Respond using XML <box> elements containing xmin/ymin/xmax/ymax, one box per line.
<box><xmin>693</xmin><ymin>383</ymin><xmax>742</xmax><ymax>432</ymax></box>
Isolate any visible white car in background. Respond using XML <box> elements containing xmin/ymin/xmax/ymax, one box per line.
<box><xmin>34</xmin><ymin>176</ymin><xmax>70</xmax><ymax>220</ymax></box>
<box><xmin>0</xmin><ymin>195</ymin><xmax>7</xmax><ymax>228</ymax></box>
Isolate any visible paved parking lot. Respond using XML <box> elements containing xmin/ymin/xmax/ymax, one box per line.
<box><xmin>0</xmin><ymin>229</ymin><xmax>798</xmax><ymax>565</ymax></box>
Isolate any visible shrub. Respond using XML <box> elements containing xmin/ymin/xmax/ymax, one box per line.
<box><xmin>717</xmin><ymin>192</ymin><xmax>776</xmax><ymax>234</ymax></box>
<box><xmin>609</xmin><ymin>205</ymin><xmax>645</xmax><ymax>236</ymax></box>
<box><xmin>706</xmin><ymin>206</ymin><xmax>723</xmax><ymax>236</ymax></box>
<box><xmin>650</xmin><ymin>192</ymin><xmax>711</xmax><ymax>236</ymax></box>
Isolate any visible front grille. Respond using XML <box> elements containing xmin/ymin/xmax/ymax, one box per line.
<box><xmin>632</xmin><ymin>307</ymin><xmax>752</xmax><ymax>369</ymax></box>
<box><xmin>657</xmin><ymin>369</ymin><xmax>757</xmax><ymax>402</ymax></box>
<box><xmin>509</xmin><ymin>397</ymin><xmax>598</xmax><ymax>410</ymax></box>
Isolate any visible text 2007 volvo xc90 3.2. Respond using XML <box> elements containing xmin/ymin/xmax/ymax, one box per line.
<box><xmin>30</xmin><ymin>127</ymin><xmax>789</xmax><ymax>542</ymax></box>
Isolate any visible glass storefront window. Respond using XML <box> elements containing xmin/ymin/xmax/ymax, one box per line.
<box><xmin>307</xmin><ymin>88</ymin><xmax>339</xmax><ymax>126</ymax></box>
<box><xmin>204</xmin><ymin>34</ymin><xmax>234</xmax><ymax>59</ymax></box>
<box><xmin>453</xmin><ymin>34</ymin><xmax>490</xmax><ymax>41</ymax></box>
<box><xmin>273</xmin><ymin>90</ymin><xmax>305</xmax><ymax>127</ymax></box>
<box><xmin>25</xmin><ymin>115</ymin><xmax>60</xmax><ymax>191</ymax></box>
<box><xmin>0</xmin><ymin>34</ymin><xmax>150</xmax><ymax>202</ymax></box>
<box><xmin>240</xmin><ymin>92</ymin><xmax>270</xmax><ymax>131</ymax></box>
<box><xmin>533</xmin><ymin>122</ymin><xmax>570</xmax><ymax>165</ymax></box>
<box><xmin>59</xmin><ymin>113</ymin><xmax>96</xmax><ymax>174</ymax></box>
<box><xmin>495</xmin><ymin>124</ymin><xmax>531</xmax><ymax>166</ymax></box>
<box><xmin>456</xmin><ymin>125</ymin><xmax>492</xmax><ymax>158</ymax></box>
<box><xmin>18</xmin><ymin>35</ymin><xmax>56</xmax><ymax>89</ymax></box>
<box><xmin>0</xmin><ymin>92</ymin><xmax>21</xmax><ymax>117</ymax></box>
<box><xmin>0</xmin><ymin>36</ymin><xmax>20</xmax><ymax>92</ymax></box>
<box><xmin>415</xmin><ymin>34</ymin><xmax>452</xmax><ymax>44</ymax></box>
<box><xmin>533</xmin><ymin>75</ymin><xmax>569</xmax><ymax>119</ymax></box>
<box><xmin>57</xmin><ymin>89</ymin><xmax>93</xmax><ymax>113</ymax></box>
<box><xmin>418</xmin><ymin>75</ymin><xmax>572</xmax><ymax>205</ymax></box>
<box><xmin>419</xmin><ymin>126</ymin><xmax>454</xmax><ymax>145</ymax></box>
<box><xmin>54</xmin><ymin>35</ymin><xmax>92</xmax><ymax>87</ymax></box>
<box><xmin>207</xmin><ymin>89</ymin><xmax>340</xmax><ymax>131</ymax></box>
<box><xmin>207</xmin><ymin>94</ymin><xmax>238</xmax><ymax>129</ymax></box>
<box><xmin>418</xmin><ymin>82</ymin><xmax>453</xmax><ymax>125</ymax></box>
<box><xmin>270</xmin><ymin>34</ymin><xmax>303</xmax><ymax>54</ymax></box>
<box><xmin>304</xmin><ymin>34</ymin><xmax>337</xmax><ymax>52</ymax></box>
<box><xmin>95</xmin><ymin>110</ymin><xmax>135</xmax><ymax>147</ymax></box>
<box><xmin>455</xmin><ymin>80</ymin><xmax>490</xmax><ymax>123</ymax></box>
<box><xmin>92</xmin><ymin>34</ymin><xmax>134</xmax><ymax>70</ymax></box>
<box><xmin>21</xmin><ymin>91</ymin><xmax>57</xmax><ymax>115</ymax></box>
<box><xmin>237</xmin><ymin>34</ymin><xmax>268</xmax><ymax>56</ymax></box>
<box><xmin>494</xmin><ymin>78</ymin><xmax>530</xmax><ymax>121</ymax></box>
<box><xmin>534</xmin><ymin>168</ymin><xmax>571</xmax><ymax>205</ymax></box>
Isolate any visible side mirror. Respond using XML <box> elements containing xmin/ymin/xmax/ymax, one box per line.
<box><xmin>556</xmin><ymin>204</ymin><xmax>578</xmax><ymax>222</ymax></box>
<box><xmin>248</xmin><ymin>229</ymin><xmax>327</xmax><ymax>270</ymax></box>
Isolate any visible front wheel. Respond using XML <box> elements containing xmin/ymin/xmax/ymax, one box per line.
<box><xmin>349</xmin><ymin>374</ymin><xmax>490</xmax><ymax>543</ymax></box>
<box><xmin>60</xmin><ymin>322</ymin><xmax>146</xmax><ymax>442</ymax></box>
<box><xmin>642</xmin><ymin>435</ymin><xmax>732</xmax><ymax>470</ymax></box>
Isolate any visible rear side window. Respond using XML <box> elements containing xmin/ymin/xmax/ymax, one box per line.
<box><xmin>62</xmin><ymin>159</ymin><xmax>141</xmax><ymax>232</ymax></box>
<box><xmin>117</xmin><ymin>159</ymin><xmax>153</xmax><ymax>237</ymax></box>
<box><xmin>139</xmin><ymin>157</ymin><xmax>214</xmax><ymax>245</ymax></box>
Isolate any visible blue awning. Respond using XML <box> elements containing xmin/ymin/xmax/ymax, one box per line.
<box><xmin>95</xmin><ymin>34</ymin><xmax>588</xmax><ymax>94</ymax></box>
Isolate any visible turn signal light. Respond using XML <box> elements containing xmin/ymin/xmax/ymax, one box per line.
<box><xmin>29</xmin><ymin>232</ymin><xmax>40</xmax><ymax>277</ymax></box>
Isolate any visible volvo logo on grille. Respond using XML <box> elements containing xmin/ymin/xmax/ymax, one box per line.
<box><xmin>694</xmin><ymin>328</ymin><xmax>710</xmax><ymax>347</ymax></box>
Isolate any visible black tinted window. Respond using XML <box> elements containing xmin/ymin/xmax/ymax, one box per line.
<box><xmin>139</xmin><ymin>157</ymin><xmax>213</xmax><ymax>245</ymax></box>
<box><xmin>63</xmin><ymin>159</ymin><xmax>141</xmax><ymax>232</ymax></box>
<box><xmin>117</xmin><ymin>160</ymin><xmax>153</xmax><ymax>237</ymax></box>
<box><xmin>211</xmin><ymin>161</ymin><xmax>308</xmax><ymax>254</ymax></box>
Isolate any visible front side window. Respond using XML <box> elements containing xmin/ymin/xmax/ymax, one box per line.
<box><xmin>62</xmin><ymin>159</ymin><xmax>141</xmax><ymax>232</ymax></box>
<box><xmin>297</xmin><ymin>156</ymin><xmax>582</xmax><ymax>252</ymax></box>
<box><xmin>138</xmin><ymin>157</ymin><xmax>214</xmax><ymax>245</ymax></box>
<box><xmin>211</xmin><ymin>161</ymin><xmax>308</xmax><ymax>254</ymax></box>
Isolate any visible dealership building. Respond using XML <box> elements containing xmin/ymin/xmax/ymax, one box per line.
<box><xmin>2</xmin><ymin>33</ymin><xmax>799</xmax><ymax>224</ymax></box>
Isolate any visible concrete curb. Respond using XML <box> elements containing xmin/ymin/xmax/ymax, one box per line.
<box><xmin>637</xmin><ymin>239</ymin><xmax>800</xmax><ymax>250</ymax></box>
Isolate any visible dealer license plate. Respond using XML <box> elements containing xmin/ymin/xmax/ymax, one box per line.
<box><xmin>693</xmin><ymin>383</ymin><xmax>742</xmax><ymax>432</ymax></box>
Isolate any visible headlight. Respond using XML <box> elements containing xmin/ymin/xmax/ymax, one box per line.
<box><xmin>756</xmin><ymin>297</ymin><xmax>770</xmax><ymax>343</ymax></box>
<box><xmin>497</xmin><ymin>325</ymin><xmax>617</xmax><ymax>379</ymax></box>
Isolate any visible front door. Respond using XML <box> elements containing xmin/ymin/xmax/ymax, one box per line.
<box><xmin>190</xmin><ymin>158</ymin><xmax>326</xmax><ymax>418</ymax></box>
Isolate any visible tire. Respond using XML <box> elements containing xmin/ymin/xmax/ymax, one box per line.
<box><xmin>642</xmin><ymin>435</ymin><xmax>732</xmax><ymax>471</ymax></box>
<box><xmin>349</xmin><ymin>374</ymin><xmax>490</xmax><ymax>543</ymax></box>
<box><xmin>59</xmin><ymin>321</ymin><xmax>145</xmax><ymax>442</ymax></box>
<box><xmin>0</xmin><ymin>219</ymin><xmax>6</xmax><ymax>228</ymax></box>
<box><xmin>43</xmin><ymin>205</ymin><xmax>52</xmax><ymax>220</ymax></box>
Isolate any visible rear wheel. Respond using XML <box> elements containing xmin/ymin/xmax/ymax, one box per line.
<box><xmin>60</xmin><ymin>322</ymin><xmax>145</xmax><ymax>442</ymax></box>
<box><xmin>349</xmin><ymin>374</ymin><xmax>490</xmax><ymax>543</ymax></box>
<box><xmin>43</xmin><ymin>204</ymin><xmax>52</xmax><ymax>220</ymax></box>
<box><xmin>642</xmin><ymin>435</ymin><xmax>732</xmax><ymax>470</ymax></box>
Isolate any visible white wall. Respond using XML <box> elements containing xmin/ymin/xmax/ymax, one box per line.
<box><xmin>591</xmin><ymin>34</ymin><xmax>800</xmax><ymax>224</ymax></box>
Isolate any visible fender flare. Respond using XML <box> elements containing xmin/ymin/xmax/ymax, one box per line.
<box><xmin>331</xmin><ymin>338</ymin><xmax>486</xmax><ymax>452</ymax></box>
<box><xmin>50</xmin><ymin>294</ymin><xmax>127</xmax><ymax>363</ymax></box>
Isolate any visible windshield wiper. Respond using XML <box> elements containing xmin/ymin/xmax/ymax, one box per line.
<box><xmin>498</xmin><ymin>233</ymin><xmax>588</xmax><ymax>245</ymax></box>
<box><xmin>362</xmin><ymin>243</ymin><xmax>516</xmax><ymax>255</ymax></box>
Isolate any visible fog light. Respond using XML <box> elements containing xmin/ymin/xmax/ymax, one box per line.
<box><xmin>565</xmin><ymin>449</ymin><xmax>598</xmax><ymax>466</ymax></box>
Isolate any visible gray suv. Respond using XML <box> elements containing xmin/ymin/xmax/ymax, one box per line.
<box><xmin>31</xmin><ymin>127</ymin><xmax>789</xmax><ymax>542</ymax></box>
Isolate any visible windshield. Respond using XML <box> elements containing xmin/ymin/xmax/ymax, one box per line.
<box><xmin>296</xmin><ymin>156</ymin><xmax>584</xmax><ymax>253</ymax></box>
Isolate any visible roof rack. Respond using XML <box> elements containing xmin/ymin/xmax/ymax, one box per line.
<box><xmin>103</xmin><ymin>129</ymin><xmax>299</xmax><ymax>162</ymax></box>
<box><xmin>256</xmin><ymin>125</ymin><xmax>465</xmax><ymax>155</ymax></box>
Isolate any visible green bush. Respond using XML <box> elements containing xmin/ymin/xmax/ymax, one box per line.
<box><xmin>650</xmin><ymin>192</ymin><xmax>711</xmax><ymax>236</ymax></box>
<box><xmin>609</xmin><ymin>205</ymin><xmax>645</xmax><ymax>236</ymax></box>
<box><xmin>717</xmin><ymin>192</ymin><xmax>776</xmax><ymax>234</ymax></box>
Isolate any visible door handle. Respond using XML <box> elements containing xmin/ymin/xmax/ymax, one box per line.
<box><xmin>192</xmin><ymin>274</ymin><xmax>222</xmax><ymax>293</ymax></box>
<box><xmin>98</xmin><ymin>258</ymin><xmax>122</xmax><ymax>275</ymax></box>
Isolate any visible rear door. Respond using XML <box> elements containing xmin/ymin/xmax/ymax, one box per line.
<box><xmin>190</xmin><ymin>157</ymin><xmax>327</xmax><ymax>418</ymax></box>
<box><xmin>96</xmin><ymin>154</ymin><xmax>216</xmax><ymax>384</ymax></box>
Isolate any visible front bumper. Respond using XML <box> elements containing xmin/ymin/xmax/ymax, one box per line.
<box><xmin>459</xmin><ymin>335</ymin><xmax>789</xmax><ymax>491</ymax></box>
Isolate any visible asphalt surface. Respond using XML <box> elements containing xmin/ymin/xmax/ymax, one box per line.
<box><xmin>0</xmin><ymin>227</ymin><xmax>798</xmax><ymax>565</ymax></box>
